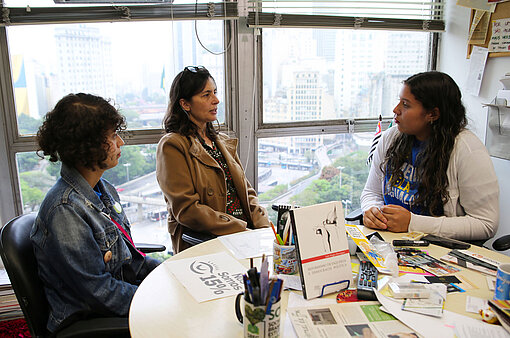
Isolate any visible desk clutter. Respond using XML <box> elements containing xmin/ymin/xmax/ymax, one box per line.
<box><xmin>160</xmin><ymin>202</ymin><xmax>510</xmax><ymax>338</ymax></box>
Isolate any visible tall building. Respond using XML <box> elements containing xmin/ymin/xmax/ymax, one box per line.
<box><xmin>382</xmin><ymin>31</ymin><xmax>429</xmax><ymax>116</ymax></box>
<box><xmin>287</xmin><ymin>71</ymin><xmax>326</xmax><ymax>153</ymax></box>
<box><xmin>334</xmin><ymin>30</ymin><xmax>386</xmax><ymax>118</ymax></box>
<box><xmin>54</xmin><ymin>25</ymin><xmax>115</xmax><ymax>100</ymax></box>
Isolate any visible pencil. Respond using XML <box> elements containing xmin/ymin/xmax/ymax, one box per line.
<box><xmin>270</xmin><ymin>221</ymin><xmax>283</xmax><ymax>244</ymax></box>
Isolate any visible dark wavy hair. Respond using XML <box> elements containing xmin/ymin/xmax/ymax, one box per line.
<box><xmin>382</xmin><ymin>71</ymin><xmax>467</xmax><ymax>216</ymax></box>
<box><xmin>37</xmin><ymin>93</ymin><xmax>126</xmax><ymax>170</ymax></box>
<box><xmin>162</xmin><ymin>66</ymin><xmax>218</xmax><ymax>140</ymax></box>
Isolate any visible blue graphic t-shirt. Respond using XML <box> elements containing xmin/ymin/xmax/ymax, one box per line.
<box><xmin>383</xmin><ymin>139</ymin><xmax>429</xmax><ymax>215</ymax></box>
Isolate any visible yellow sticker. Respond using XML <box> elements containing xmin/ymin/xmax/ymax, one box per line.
<box><xmin>113</xmin><ymin>202</ymin><xmax>122</xmax><ymax>214</ymax></box>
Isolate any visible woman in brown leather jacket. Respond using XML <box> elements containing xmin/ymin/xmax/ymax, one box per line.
<box><xmin>156</xmin><ymin>66</ymin><xmax>269</xmax><ymax>254</ymax></box>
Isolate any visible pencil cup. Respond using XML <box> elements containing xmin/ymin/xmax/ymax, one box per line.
<box><xmin>494</xmin><ymin>263</ymin><xmax>510</xmax><ymax>300</ymax></box>
<box><xmin>235</xmin><ymin>293</ymin><xmax>281</xmax><ymax>338</ymax></box>
<box><xmin>273</xmin><ymin>240</ymin><xmax>297</xmax><ymax>275</ymax></box>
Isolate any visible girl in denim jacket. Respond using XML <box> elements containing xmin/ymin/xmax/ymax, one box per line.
<box><xmin>32</xmin><ymin>93</ymin><xmax>160</xmax><ymax>333</ymax></box>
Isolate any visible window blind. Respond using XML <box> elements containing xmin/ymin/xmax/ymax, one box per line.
<box><xmin>0</xmin><ymin>2</ymin><xmax>238</xmax><ymax>25</ymax></box>
<box><xmin>246</xmin><ymin>0</ymin><xmax>444</xmax><ymax>31</ymax></box>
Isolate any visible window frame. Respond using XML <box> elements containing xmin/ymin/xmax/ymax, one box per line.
<box><xmin>0</xmin><ymin>1</ymin><xmax>441</xmax><ymax>228</ymax></box>
<box><xmin>0</xmin><ymin>3</ymin><xmax>238</xmax><ymax>226</ymax></box>
<box><xmin>236</xmin><ymin>24</ymin><xmax>440</xmax><ymax>190</ymax></box>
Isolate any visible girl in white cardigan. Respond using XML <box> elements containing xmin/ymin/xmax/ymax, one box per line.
<box><xmin>360</xmin><ymin>71</ymin><xmax>499</xmax><ymax>242</ymax></box>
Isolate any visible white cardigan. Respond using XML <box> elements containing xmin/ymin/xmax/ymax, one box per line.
<box><xmin>360</xmin><ymin>126</ymin><xmax>499</xmax><ymax>241</ymax></box>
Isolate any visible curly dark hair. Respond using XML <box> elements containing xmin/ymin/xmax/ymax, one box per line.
<box><xmin>162</xmin><ymin>66</ymin><xmax>218</xmax><ymax>141</ymax></box>
<box><xmin>382</xmin><ymin>71</ymin><xmax>467</xmax><ymax>216</ymax></box>
<box><xmin>37</xmin><ymin>93</ymin><xmax>126</xmax><ymax>170</ymax></box>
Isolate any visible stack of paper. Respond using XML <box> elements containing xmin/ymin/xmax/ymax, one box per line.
<box><xmin>489</xmin><ymin>300</ymin><xmax>510</xmax><ymax>334</ymax></box>
<box><xmin>0</xmin><ymin>269</ymin><xmax>22</xmax><ymax>322</ymax></box>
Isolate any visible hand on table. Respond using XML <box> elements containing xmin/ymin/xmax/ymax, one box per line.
<box><xmin>363</xmin><ymin>205</ymin><xmax>411</xmax><ymax>233</ymax></box>
<box><xmin>379</xmin><ymin>205</ymin><xmax>410</xmax><ymax>233</ymax></box>
<box><xmin>363</xmin><ymin>206</ymin><xmax>388</xmax><ymax>230</ymax></box>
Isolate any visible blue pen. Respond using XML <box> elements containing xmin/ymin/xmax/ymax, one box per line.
<box><xmin>449</xmin><ymin>283</ymin><xmax>465</xmax><ymax>292</ymax></box>
<box><xmin>243</xmin><ymin>274</ymin><xmax>252</xmax><ymax>303</ymax></box>
<box><xmin>246</xmin><ymin>278</ymin><xmax>254</xmax><ymax>302</ymax></box>
<box><xmin>265</xmin><ymin>279</ymin><xmax>282</xmax><ymax>314</ymax></box>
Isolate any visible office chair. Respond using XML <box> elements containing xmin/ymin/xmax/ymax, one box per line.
<box><xmin>492</xmin><ymin>235</ymin><xmax>510</xmax><ymax>251</ymax></box>
<box><xmin>181</xmin><ymin>227</ymin><xmax>217</xmax><ymax>247</ymax></box>
<box><xmin>345</xmin><ymin>208</ymin><xmax>364</xmax><ymax>225</ymax></box>
<box><xmin>0</xmin><ymin>213</ymin><xmax>165</xmax><ymax>338</ymax></box>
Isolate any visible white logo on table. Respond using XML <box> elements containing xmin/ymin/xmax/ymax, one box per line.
<box><xmin>168</xmin><ymin>252</ymin><xmax>247</xmax><ymax>302</ymax></box>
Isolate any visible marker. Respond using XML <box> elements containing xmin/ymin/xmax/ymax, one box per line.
<box><xmin>270</xmin><ymin>221</ymin><xmax>283</xmax><ymax>244</ymax></box>
<box><xmin>393</xmin><ymin>240</ymin><xmax>430</xmax><ymax>247</ymax></box>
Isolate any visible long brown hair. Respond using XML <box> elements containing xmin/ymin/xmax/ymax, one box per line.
<box><xmin>162</xmin><ymin>66</ymin><xmax>218</xmax><ymax>141</ymax></box>
<box><xmin>382</xmin><ymin>71</ymin><xmax>467</xmax><ymax>215</ymax></box>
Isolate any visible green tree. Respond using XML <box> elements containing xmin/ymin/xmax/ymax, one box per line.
<box><xmin>46</xmin><ymin>162</ymin><xmax>62</xmax><ymax>178</ymax></box>
<box><xmin>19</xmin><ymin>171</ymin><xmax>55</xmax><ymax>210</ymax></box>
<box><xmin>17</xmin><ymin>152</ymin><xmax>40</xmax><ymax>172</ymax></box>
<box><xmin>17</xmin><ymin>114</ymin><xmax>41</xmax><ymax>135</ymax></box>
<box><xmin>102</xmin><ymin>145</ymin><xmax>156</xmax><ymax>185</ymax></box>
<box><xmin>259</xmin><ymin>184</ymin><xmax>288</xmax><ymax>202</ymax></box>
<box><xmin>288</xmin><ymin>150</ymin><xmax>369</xmax><ymax>210</ymax></box>
<box><xmin>20</xmin><ymin>179</ymin><xmax>44</xmax><ymax>211</ymax></box>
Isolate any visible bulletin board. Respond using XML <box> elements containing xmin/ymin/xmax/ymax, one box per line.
<box><xmin>468</xmin><ymin>1</ymin><xmax>510</xmax><ymax>58</ymax></box>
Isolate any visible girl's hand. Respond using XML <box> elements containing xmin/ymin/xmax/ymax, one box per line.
<box><xmin>363</xmin><ymin>207</ymin><xmax>388</xmax><ymax>230</ymax></box>
<box><xmin>380</xmin><ymin>205</ymin><xmax>411</xmax><ymax>232</ymax></box>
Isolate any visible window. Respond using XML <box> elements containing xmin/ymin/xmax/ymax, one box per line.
<box><xmin>0</xmin><ymin>1</ymin><xmax>442</xmax><ymax>243</ymax></box>
<box><xmin>8</xmin><ymin>21</ymin><xmax>225</xmax><ymax>136</ymax></box>
<box><xmin>257</xmin><ymin>133</ymin><xmax>371</xmax><ymax>218</ymax></box>
<box><xmin>1</xmin><ymin>2</ymin><xmax>232</xmax><ymax>250</ymax></box>
<box><xmin>248</xmin><ymin>0</ymin><xmax>443</xmax><ymax>210</ymax></box>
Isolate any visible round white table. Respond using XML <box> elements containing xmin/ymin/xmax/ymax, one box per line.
<box><xmin>129</xmin><ymin>230</ymin><xmax>510</xmax><ymax>337</ymax></box>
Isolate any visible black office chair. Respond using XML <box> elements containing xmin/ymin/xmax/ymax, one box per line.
<box><xmin>492</xmin><ymin>235</ymin><xmax>510</xmax><ymax>251</ymax></box>
<box><xmin>181</xmin><ymin>227</ymin><xmax>217</xmax><ymax>247</ymax></box>
<box><xmin>0</xmin><ymin>213</ymin><xmax>165</xmax><ymax>338</ymax></box>
<box><xmin>345</xmin><ymin>208</ymin><xmax>364</xmax><ymax>225</ymax></box>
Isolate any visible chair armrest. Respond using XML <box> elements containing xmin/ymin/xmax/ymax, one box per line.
<box><xmin>57</xmin><ymin>317</ymin><xmax>129</xmax><ymax>338</ymax></box>
<box><xmin>135</xmin><ymin>243</ymin><xmax>166</xmax><ymax>254</ymax></box>
<box><xmin>345</xmin><ymin>208</ymin><xmax>363</xmax><ymax>224</ymax></box>
<box><xmin>181</xmin><ymin>228</ymin><xmax>217</xmax><ymax>247</ymax></box>
<box><xmin>492</xmin><ymin>235</ymin><xmax>510</xmax><ymax>251</ymax></box>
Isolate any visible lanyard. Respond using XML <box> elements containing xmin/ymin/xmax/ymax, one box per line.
<box><xmin>103</xmin><ymin>212</ymin><xmax>146</xmax><ymax>257</ymax></box>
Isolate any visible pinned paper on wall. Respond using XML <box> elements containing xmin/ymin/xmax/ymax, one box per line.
<box><xmin>489</xmin><ymin>17</ymin><xmax>510</xmax><ymax>52</ymax></box>
<box><xmin>457</xmin><ymin>0</ymin><xmax>496</xmax><ymax>12</ymax></box>
<box><xmin>469</xmin><ymin>10</ymin><xmax>491</xmax><ymax>44</ymax></box>
<box><xmin>465</xmin><ymin>46</ymin><xmax>489</xmax><ymax>96</ymax></box>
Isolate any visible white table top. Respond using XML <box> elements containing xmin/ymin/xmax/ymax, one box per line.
<box><xmin>129</xmin><ymin>229</ymin><xmax>510</xmax><ymax>337</ymax></box>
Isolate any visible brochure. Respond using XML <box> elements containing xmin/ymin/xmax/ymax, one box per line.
<box><xmin>397</xmin><ymin>250</ymin><xmax>460</xmax><ymax>276</ymax></box>
<box><xmin>440</xmin><ymin>249</ymin><xmax>500</xmax><ymax>277</ymax></box>
<box><xmin>345</xmin><ymin>224</ymin><xmax>392</xmax><ymax>274</ymax></box>
<box><xmin>288</xmin><ymin>301</ymin><xmax>419</xmax><ymax>338</ymax></box>
<box><xmin>289</xmin><ymin>201</ymin><xmax>353</xmax><ymax>299</ymax></box>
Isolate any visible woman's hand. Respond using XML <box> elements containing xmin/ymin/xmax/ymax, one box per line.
<box><xmin>380</xmin><ymin>205</ymin><xmax>411</xmax><ymax>232</ymax></box>
<box><xmin>363</xmin><ymin>207</ymin><xmax>388</xmax><ymax>230</ymax></box>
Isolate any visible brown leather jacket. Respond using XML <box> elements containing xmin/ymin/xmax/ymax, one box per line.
<box><xmin>156</xmin><ymin>132</ymin><xmax>269</xmax><ymax>253</ymax></box>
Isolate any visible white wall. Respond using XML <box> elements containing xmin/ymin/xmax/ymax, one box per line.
<box><xmin>439</xmin><ymin>2</ymin><xmax>510</xmax><ymax>253</ymax></box>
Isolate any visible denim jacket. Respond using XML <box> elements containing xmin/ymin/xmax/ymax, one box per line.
<box><xmin>31</xmin><ymin>163</ymin><xmax>160</xmax><ymax>333</ymax></box>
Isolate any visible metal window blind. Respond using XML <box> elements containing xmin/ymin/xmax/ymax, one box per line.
<box><xmin>246</xmin><ymin>0</ymin><xmax>444</xmax><ymax>31</ymax></box>
<box><xmin>0</xmin><ymin>2</ymin><xmax>238</xmax><ymax>26</ymax></box>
